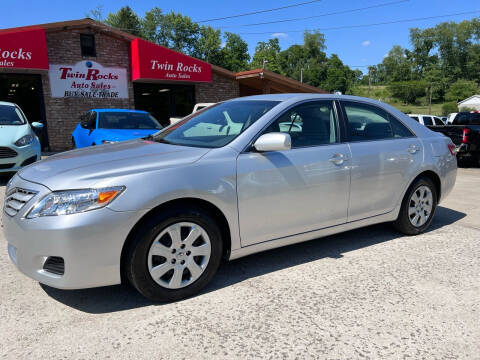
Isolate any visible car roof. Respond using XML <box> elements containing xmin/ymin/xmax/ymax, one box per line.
<box><xmin>0</xmin><ymin>101</ymin><xmax>16</xmax><ymax>107</ymax></box>
<box><xmin>91</xmin><ymin>108</ymin><xmax>148</xmax><ymax>113</ymax></box>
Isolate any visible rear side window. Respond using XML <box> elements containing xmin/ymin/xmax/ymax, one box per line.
<box><xmin>342</xmin><ymin>101</ymin><xmax>412</xmax><ymax>141</ymax></box>
<box><xmin>454</xmin><ymin>113</ymin><xmax>469</xmax><ymax>125</ymax></box>
<box><xmin>422</xmin><ymin>116</ymin><xmax>433</xmax><ymax>126</ymax></box>
<box><xmin>410</xmin><ymin>116</ymin><xmax>419</xmax><ymax>122</ymax></box>
<box><xmin>433</xmin><ymin>117</ymin><xmax>444</xmax><ymax>126</ymax></box>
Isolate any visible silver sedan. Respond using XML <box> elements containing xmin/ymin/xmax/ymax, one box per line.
<box><xmin>3</xmin><ymin>94</ymin><xmax>457</xmax><ymax>301</ymax></box>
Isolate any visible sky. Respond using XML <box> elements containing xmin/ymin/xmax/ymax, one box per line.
<box><xmin>0</xmin><ymin>0</ymin><xmax>478</xmax><ymax>71</ymax></box>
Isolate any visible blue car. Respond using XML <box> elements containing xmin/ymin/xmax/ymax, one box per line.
<box><xmin>72</xmin><ymin>109</ymin><xmax>163</xmax><ymax>148</ymax></box>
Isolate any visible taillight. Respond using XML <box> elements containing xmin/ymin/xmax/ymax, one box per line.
<box><xmin>462</xmin><ymin>128</ymin><xmax>470</xmax><ymax>143</ymax></box>
<box><xmin>447</xmin><ymin>143</ymin><xmax>456</xmax><ymax>156</ymax></box>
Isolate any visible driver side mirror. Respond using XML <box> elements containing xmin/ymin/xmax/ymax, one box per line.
<box><xmin>253</xmin><ymin>132</ymin><xmax>291</xmax><ymax>152</ymax></box>
<box><xmin>31</xmin><ymin>122</ymin><xmax>44</xmax><ymax>129</ymax></box>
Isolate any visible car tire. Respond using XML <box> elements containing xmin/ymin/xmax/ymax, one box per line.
<box><xmin>125</xmin><ymin>205</ymin><xmax>223</xmax><ymax>302</ymax></box>
<box><xmin>392</xmin><ymin>177</ymin><xmax>437</xmax><ymax>235</ymax></box>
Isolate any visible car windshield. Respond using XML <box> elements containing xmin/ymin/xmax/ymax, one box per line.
<box><xmin>153</xmin><ymin>100</ymin><xmax>280</xmax><ymax>148</ymax></box>
<box><xmin>98</xmin><ymin>112</ymin><xmax>162</xmax><ymax>130</ymax></box>
<box><xmin>0</xmin><ymin>105</ymin><xmax>26</xmax><ymax>125</ymax></box>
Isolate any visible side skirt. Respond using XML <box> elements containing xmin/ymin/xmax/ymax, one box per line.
<box><xmin>229</xmin><ymin>209</ymin><xmax>399</xmax><ymax>261</ymax></box>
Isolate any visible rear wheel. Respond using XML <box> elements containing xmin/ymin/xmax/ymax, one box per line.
<box><xmin>125</xmin><ymin>206</ymin><xmax>223</xmax><ymax>302</ymax></box>
<box><xmin>393</xmin><ymin>177</ymin><xmax>437</xmax><ymax>235</ymax></box>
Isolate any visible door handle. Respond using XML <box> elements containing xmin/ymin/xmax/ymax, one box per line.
<box><xmin>329</xmin><ymin>153</ymin><xmax>349</xmax><ymax>165</ymax></box>
<box><xmin>407</xmin><ymin>144</ymin><xmax>420</xmax><ymax>154</ymax></box>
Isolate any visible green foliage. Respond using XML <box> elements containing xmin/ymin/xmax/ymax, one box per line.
<box><xmin>105</xmin><ymin>6</ymin><xmax>142</xmax><ymax>37</ymax></box>
<box><xmin>442</xmin><ymin>102</ymin><xmax>458</xmax><ymax>115</ymax></box>
<box><xmin>445</xmin><ymin>79</ymin><xmax>479</xmax><ymax>102</ymax></box>
<box><xmin>389</xmin><ymin>81</ymin><xmax>427</xmax><ymax>104</ymax></box>
<box><xmin>251</xmin><ymin>38</ymin><xmax>281</xmax><ymax>72</ymax></box>
<box><xmin>217</xmin><ymin>33</ymin><xmax>250</xmax><ymax>72</ymax></box>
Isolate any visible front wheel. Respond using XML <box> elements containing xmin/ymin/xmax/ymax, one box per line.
<box><xmin>393</xmin><ymin>177</ymin><xmax>437</xmax><ymax>235</ymax></box>
<box><xmin>125</xmin><ymin>206</ymin><xmax>223</xmax><ymax>302</ymax></box>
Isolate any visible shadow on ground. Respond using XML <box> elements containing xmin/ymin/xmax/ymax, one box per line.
<box><xmin>41</xmin><ymin>205</ymin><xmax>466</xmax><ymax>314</ymax></box>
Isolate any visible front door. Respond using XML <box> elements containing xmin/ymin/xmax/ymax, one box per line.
<box><xmin>237</xmin><ymin>100</ymin><xmax>351</xmax><ymax>246</ymax></box>
<box><xmin>340</xmin><ymin>100</ymin><xmax>423</xmax><ymax>221</ymax></box>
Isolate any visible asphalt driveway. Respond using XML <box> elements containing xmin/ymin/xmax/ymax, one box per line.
<box><xmin>0</xmin><ymin>169</ymin><xmax>479</xmax><ymax>359</ymax></box>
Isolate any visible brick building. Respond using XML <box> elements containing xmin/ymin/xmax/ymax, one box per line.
<box><xmin>0</xmin><ymin>19</ymin><xmax>325</xmax><ymax>151</ymax></box>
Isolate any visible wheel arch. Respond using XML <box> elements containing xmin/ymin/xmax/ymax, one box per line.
<box><xmin>120</xmin><ymin>197</ymin><xmax>232</xmax><ymax>282</ymax></box>
<box><xmin>407</xmin><ymin>170</ymin><xmax>442</xmax><ymax>202</ymax></box>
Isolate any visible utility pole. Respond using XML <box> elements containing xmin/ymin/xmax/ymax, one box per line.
<box><xmin>368</xmin><ymin>68</ymin><xmax>372</xmax><ymax>97</ymax></box>
<box><xmin>262</xmin><ymin>59</ymin><xmax>268</xmax><ymax>69</ymax></box>
<box><xmin>300</xmin><ymin>68</ymin><xmax>304</xmax><ymax>83</ymax></box>
<box><xmin>428</xmin><ymin>83</ymin><xmax>433</xmax><ymax>115</ymax></box>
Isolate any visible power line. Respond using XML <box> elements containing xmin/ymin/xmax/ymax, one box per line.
<box><xmin>236</xmin><ymin>10</ymin><xmax>480</xmax><ymax>35</ymax></box>
<box><xmin>196</xmin><ymin>0</ymin><xmax>323</xmax><ymax>23</ymax></box>
<box><xmin>220</xmin><ymin>0</ymin><xmax>409</xmax><ymax>28</ymax></box>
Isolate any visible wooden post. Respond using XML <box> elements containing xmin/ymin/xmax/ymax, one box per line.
<box><xmin>428</xmin><ymin>84</ymin><xmax>433</xmax><ymax>115</ymax></box>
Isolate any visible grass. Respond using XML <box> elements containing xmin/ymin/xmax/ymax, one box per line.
<box><xmin>349</xmin><ymin>85</ymin><xmax>448</xmax><ymax>116</ymax></box>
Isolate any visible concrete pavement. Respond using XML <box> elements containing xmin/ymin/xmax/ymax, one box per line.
<box><xmin>0</xmin><ymin>169</ymin><xmax>479</xmax><ymax>359</ymax></box>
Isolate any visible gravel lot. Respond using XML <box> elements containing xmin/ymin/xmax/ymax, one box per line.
<box><xmin>1</xmin><ymin>168</ymin><xmax>479</xmax><ymax>359</ymax></box>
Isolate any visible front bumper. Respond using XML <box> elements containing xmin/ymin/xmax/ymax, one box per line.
<box><xmin>0</xmin><ymin>142</ymin><xmax>41</xmax><ymax>173</ymax></box>
<box><xmin>3</xmin><ymin>176</ymin><xmax>147</xmax><ymax>289</ymax></box>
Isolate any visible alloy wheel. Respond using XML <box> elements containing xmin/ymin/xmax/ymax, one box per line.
<box><xmin>408</xmin><ymin>185</ymin><xmax>433</xmax><ymax>227</ymax></box>
<box><xmin>147</xmin><ymin>222</ymin><xmax>211</xmax><ymax>289</ymax></box>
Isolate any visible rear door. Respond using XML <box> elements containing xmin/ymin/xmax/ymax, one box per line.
<box><xmin>340</xmin><ymin>100</ymin><xmax>423</xmax><ymax>221</ymax></box>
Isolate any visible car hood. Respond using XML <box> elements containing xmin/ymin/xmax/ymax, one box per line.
<box><xmin>18</xmin><ymin>139</ymin><xmax>211</xmax><ymax>190</ymax></box>
<box><xmin>94</xmin><ymin>128</ymin><xmax>160</xmax><ymax>142</ymax></box>
<box><xmin>0</xmin><ymin>124</ymin><xmax>29</xmax><ymax>146</ymax></box>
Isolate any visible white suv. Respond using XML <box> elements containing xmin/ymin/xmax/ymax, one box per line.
<box><xmin>408</xmin><ymin>114</ymin><xmax>445</xmax><ymax>126</ymax></box>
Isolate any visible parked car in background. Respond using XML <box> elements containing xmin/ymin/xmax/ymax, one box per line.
<box><xmin>170</xmin><ymin>103</ymin><xmax>216</xmax><ymax>125</ymax></box>
<box><xmin>408</xmin><ymin>114</ymin><xmax>445</xmax><ymax>126</ymax></box>
<box><xmin>446</xmin><ymin>113</ymin><xmax>458</xmax><ymax>124</ymax></box>
<box><xmin>428</xmin><ymin>111</ymin><xmax>480</xmax><ymax>165</ymax></box>
<box><xmin>0</xmin><ymin>101</ymin><xmax>43</xmax><ymax>173</ymax></box>
<box><xmin>4</xmin><ymin>94</ymin><xmax>457</xmax><ymax>302</ymax></box>
<box><xmin>72</xmin><ymin>109</ymin><xmax>162</xmax><ymax>148</ymax></box>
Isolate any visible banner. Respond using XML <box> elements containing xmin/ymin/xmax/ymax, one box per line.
<box><xmin>130</xmin><ymin>38</ymin><xmax>211</xmax><ymax>82</ymax></box>
<box><xmin>49</xmin><ymin>60</ymin><xmax>128</xmax><ymax>99</ymax></box>
<box><xmin>0</xmin><ymin>28</ymin><xmax>49</xmax><ymax>70</ymax></box>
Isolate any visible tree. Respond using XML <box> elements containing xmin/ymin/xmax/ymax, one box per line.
<box><xmin>154</xmin><ymin>11</ymin><xmax>200</xmax><ymax>55</ymax></box>
<box><xmin>322</xmin><ymin>54</ymin><xmax>354</xmax><ymax>93</ymax></box>
<box><xmin>86</xmin><ymin>5</ymin><xmax>104</xmax><ymax>21</ymax></box>
<box><xmin>217</xmin><ymin>32</ymin><xmax>250</xmax><ymax>72</ymax></box>
<box><xmin>251</xmin><ymin>38</ymin><xmax>281</xmax><ymax>72</ymax></box>
<box><xmin>192</xmin><ymin>26</ymin><xmax>222</xmax><ymax>64</ymax></box>
<box><xmin>104</xmin><ymin>6</ymin><xmax>142</xmax><ymax>37</ymax></box>
<box><xmin>442</xmin><ymin>102</ymin><xmax>458</xmax><ymax>115</ymax></box>
<box><xmin>389</xmin><ymin>81</ymin><xmax>427</xmax><ymax>104</ymax></box>
<box><xmin>445</xmin><ymin>79</ymin><xmax>479</xmax><ymax>102</ymax></box>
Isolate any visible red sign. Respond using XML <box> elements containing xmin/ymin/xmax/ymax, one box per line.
<box><xmin>0</xmin><ymin>28</ymin><xmax>49</xmax><ymax>70</ymax></box>
<box><xmin>131</xmin><ymin>38</ymin><xmax>211</xmax><ymax>82</ymax></box>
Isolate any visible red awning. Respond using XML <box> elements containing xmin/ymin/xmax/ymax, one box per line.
<box><xmin>130</xmin><ymin>38</ymin><xmax>211</xmax><ymax>82</ymax></box>
<box><xmin>0</xmin><ymin>28</ymin><xmax>49</xmax><ymax>70</ymax></box>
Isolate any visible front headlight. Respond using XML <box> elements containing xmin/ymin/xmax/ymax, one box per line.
<box><xmin>26</xmin><ymin>186</ymin><xmax>125</xmax><ymax>218</ymax></box>
<box><xmin>15</xmin><ymin>134</ymin><xmax>34</xmax><ymax>147</ymax></box>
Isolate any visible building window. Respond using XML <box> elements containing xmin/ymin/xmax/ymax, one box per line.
<box><xmin>80</xmin><ymin>34</ymin><xmax>96</xmax><ymax>57</ymax></box>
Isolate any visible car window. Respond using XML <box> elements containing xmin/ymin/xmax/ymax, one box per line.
<box><xmin>343</xmin><ymin>102</ymin><xmax>395</xmax><ymax>141</ymax></box>
<box><xmin>422</xmin><ymin>116</ymin><xmax>433</xmax><ymax>126</ymax></box>
<box><xmin>154</xmin><ymin>100</ymin><xmax>279</xmax><ymax>148</ymax></box>
<box><xmin>98</xmin><ymin>112</ymin><xmax>162</xmax><ymax>130</ymax></box>
<box><xmin>0</xmin><ymin>105</ymin><xmax>26</xmax><ymax>125</ymax></box>
<box><xmin>469</xmin><ymin>113</ymin><xmax>480</xmax><ymax>125</ymax></box>
<box><xmin>454</xmin><ymin>113</ymin><xmax>468</xmax><ymax>125</ymax></box>
<box><xmin>410</xmin><ymin>116</ymin><xmax>419</xmax><ymax>122</ymax></box>
<box><xmin>263</xmin><ymin>101</ymin><xmax>337</xmax><ymax>148</ymax></box>
<box><xmin>389</xmin><ymin>115</ymin><xmax>414</xmax><ymax>137</ymax></box>
<box><xmin>88</xmin><ymin>111</ymin><xmax>97</xmax><ymax>129</ymax></box>
<box><xmin>433</xmin><ymin>117</ymin><xmax>444</xmax><ymax>126</ymax></box>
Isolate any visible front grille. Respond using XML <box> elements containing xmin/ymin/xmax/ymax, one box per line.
<box><xmin>3</xmin><ymin>188</ymin><xmax>37</xmax><ymax>217</ymax></box>
<box><xmin>0</xmin><ymin>163</ymin><xmax>15</xmax><ymax>169</ymax></box>
<box><xmin>43</xmin><ymin>256</ymin><xmax>65</xmax><ymax>275</ymax></box>
<box><xmin>0</xmin><ymin>147</ymin><xmax>18</xmax><ymax>159</ymax></box>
